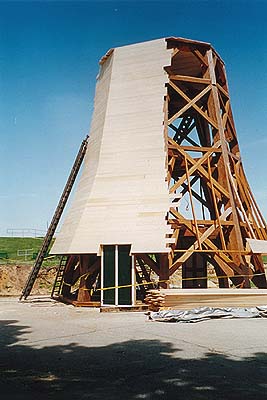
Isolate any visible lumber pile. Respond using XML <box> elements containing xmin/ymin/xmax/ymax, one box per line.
<box><xmin>144</xmin><ymin>290</ymin><xmax>166</xmax><ymax>311</ymax></box>
<box><xmin>144</xmin><ymin>289</ymin><xmax>267</xmax><ymax>311</ymax></box>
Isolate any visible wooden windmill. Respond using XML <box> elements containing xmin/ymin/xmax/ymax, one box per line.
<box><xmin>21</xmin><ymin>37</ymin><xmax>267</xmax><ymax>307</ymax></box>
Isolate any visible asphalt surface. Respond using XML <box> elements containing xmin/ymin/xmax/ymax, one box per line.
<box><xmin>1</xmin><ymin>296</ymin><xmax>267</xmax><ymax>399</ymax></box>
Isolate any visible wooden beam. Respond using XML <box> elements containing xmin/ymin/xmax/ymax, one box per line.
<box><xmin>168</xmin><ymin>138</ymin><xmax>229</xmax><ymax>199</ymax></box>
<box><xmin>168</xmin><ymin>81</ymin><xmax>218</xmax><ymax>129</ymax></box>
<box><xmin>207</xmin><ymin>49</ymin><xmax>248</xmax><ymax>285</ymax></box>
<box><xmin>217</xmin><ymin>82</ymin><xmax>229</xmax><ymax>99</ymax></box>
<box><xmin>184</xmin><ymin>156</ymin><xmax>202</xmax><ymax>249</ymax></box>
<box><xmin>168</xmin><ymin>208</ymin><xmax>244</xmax><ymax>275</ymax></box>
<box><xmin>192</xmin><ymin>49</ymin><xmax>208</xmax><ymax>67</ymax></box>
<box><xmin>168</xmin><ymin>218</ymin><xmax>237</xmax><ymax>226</ymax></box>
<box><xmin>137</xmin><ymin>254</ymin><xmax>160</xmax><ymax>276</ymax></box>
<box><xmin>207</xmin><ymin>155</ymin><xmax>226</xmax><ymax>250</ymax></box>
<box><xmin>168</xmin><ymin>83</ymin><xmax>212</xmax><ymax>124</ymax></box>
<box><xmin>77</xmin><ymin>255</ymin><xmax>92</xmax><ymax>303</ymax></box>
<box><xmin>159</xmin><ymin>254</ymin><xmax>170</xmax><ymax>289</ymax></box>
<box><xmin>177</xmin><ymin>145</ymin><xmax>222</xmax><ymax>152</ymax></box>
<box><xmin>169</xmin><ymin>74</ymin><xmax>211</xmax><ymax>84</ymax></box>
<box><xmin>170</xmin><ymin>208</ymin><xmax>232</xmax><ymax>274</ymax></box>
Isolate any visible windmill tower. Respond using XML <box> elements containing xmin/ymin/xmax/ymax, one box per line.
<box><xmin>22</xmin><ymin>37</ymin><xmax>267</xmax><ymax>307</ymax></box>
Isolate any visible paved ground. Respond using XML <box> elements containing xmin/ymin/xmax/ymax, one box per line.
<box><xmin>1</xmin><ymin>297</ymin><xmax>267</xmax><ymax>399</ymax></box>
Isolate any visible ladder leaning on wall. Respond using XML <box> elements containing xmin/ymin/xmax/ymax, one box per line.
<box><xmin>20</xmin><ymin>134</ymin><xmax>89</xmax><ymax>300</ymax></box>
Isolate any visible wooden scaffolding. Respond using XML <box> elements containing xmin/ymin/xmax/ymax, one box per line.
<box><xmin>165</xmin><ymin>37</ymin><xmax>267</xmax><ymax>290</ymax></box>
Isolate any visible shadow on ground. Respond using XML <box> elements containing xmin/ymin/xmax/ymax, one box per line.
<box><xmin>1</xmin><ymin>319</ymin><xmax>267</xmax><ymax>399</ymax></box>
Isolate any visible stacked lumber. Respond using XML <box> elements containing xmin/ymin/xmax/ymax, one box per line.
<box><xmin>144</xmin><ymin>290</ymin><xmax>166</xmax><ymax>311</ymax></box>
<box><xmin>145</xmin><ymin>289</ymin><xmax>267</xmax><ymax>311</ymax></box>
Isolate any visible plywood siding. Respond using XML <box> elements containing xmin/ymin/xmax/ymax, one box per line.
<box><xmin>51</xmin><ymin>39</ymin><xmax>172</xmax><ymax>255</ymax></box>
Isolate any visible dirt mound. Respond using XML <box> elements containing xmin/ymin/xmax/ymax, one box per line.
<box><xmin>0</xmin><ymin>264</ymin><xmax>57</xmax><ymax>296</ymax></box>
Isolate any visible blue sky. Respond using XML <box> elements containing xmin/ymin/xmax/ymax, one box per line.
<box><xmin>0</xmin><ymin>0</ymin><xmax>267</xmax><ymax>235</ymax></box>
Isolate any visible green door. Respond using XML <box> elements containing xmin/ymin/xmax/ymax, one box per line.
<box><xmin>102</xmin><ymin>244</ymin><xmax>132</xmax><ymax>306</ymax></box>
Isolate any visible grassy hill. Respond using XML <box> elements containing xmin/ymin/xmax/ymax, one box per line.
<box><xmin>0</xmin><ymin>237</ymin><xmax>57</xmax><ymax>264</ymax></box>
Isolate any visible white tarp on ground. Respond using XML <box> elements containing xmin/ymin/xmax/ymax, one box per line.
<box><xmin>149</xmin><ymin>306</ymin><xmax>267</xmax><ymax>323</ymax></box>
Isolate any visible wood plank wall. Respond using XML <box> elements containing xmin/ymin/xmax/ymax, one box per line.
<box><xmin>52</xmin><ymin>39</ymin><xmax>173</xmax><ymax>255</ymax></box>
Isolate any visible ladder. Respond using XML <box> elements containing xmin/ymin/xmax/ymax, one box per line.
<box><xmin>51</xmin><ymin>256</ymin><xmax>68</xmax><ymax>299</ymax></box>
<box><xmin>20</xmin><ymin>135</ymin><xmax>89</xmax><ymax>300</ymax></box>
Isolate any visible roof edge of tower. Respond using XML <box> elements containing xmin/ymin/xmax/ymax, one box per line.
<box><xmin>99</xmin><ymin>48</ymin><xmax>114</xmax><ymax>65</ymax></box>
<box><xmin>99</xmin><ymin>36</ymin><xmax>224</xmax><ymax>66</ymax></box>
<box><xmin>166</xmin><ymin>36</ymin><xmax>212</xmax><ymax>47</ymax></box>
<box><xmin>165</xmin><ymin>36</ymin><xmax>224</xmax><ymax>64</ymax></box>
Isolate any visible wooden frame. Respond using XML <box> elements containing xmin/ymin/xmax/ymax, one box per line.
<box><xmin>165</xmin><ymin>38</ymin><xmax>267</xmax><ymax>289</ymax></box>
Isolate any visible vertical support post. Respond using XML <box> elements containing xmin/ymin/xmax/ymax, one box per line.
<box><xmin>207</xmin><ymin>49</ymin><xmax>250</xmax><ymax>287</ymax></box>
<box><xmin>159</xmin><ymin>253</ymin><xmax>170</xmax><ymax>289</ymax></box>
<box><xmin>77</xmin><ymin>255</ymin><xmax>92</xmax><ymax>303</ymax></box>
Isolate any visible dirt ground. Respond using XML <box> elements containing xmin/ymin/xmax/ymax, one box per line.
<box><xmin>0</xmin><ymin>264</ymin><xmax>56</xmax><ymax>296</ymax></box>
<box><xmin>0</xmin><ymin>263</ymin><xmax>218</xmax><ymax>298</ymax></box>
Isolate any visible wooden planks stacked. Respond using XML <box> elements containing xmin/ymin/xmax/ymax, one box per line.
<box><xmin>144</xmin><ymin>290</ymin><xmax>166</xmax><ymax>311</ymax></box>
<box><xmin>145</xmin><ymin>289</ymin><xmax>267</xmax><ymax>311</ymax></box>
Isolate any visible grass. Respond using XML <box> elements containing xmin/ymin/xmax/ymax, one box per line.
<box><xmin>0</xmin><ymin>237</ymin><xmax>59</xmax><ymax>265</ymax></box>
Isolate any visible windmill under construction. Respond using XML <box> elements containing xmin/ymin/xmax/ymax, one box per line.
<box><xmin>21</xmin><ymin>37</ymin><xmax>267</xmax><ymax>308</ymax></box>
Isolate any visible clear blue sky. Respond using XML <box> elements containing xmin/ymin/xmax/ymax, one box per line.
<box><xmin>1</xmin><ymin>0</ymin><xmax>267</xmax><ymax>235</ymax></box>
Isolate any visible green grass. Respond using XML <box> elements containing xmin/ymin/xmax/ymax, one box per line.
<box><xmin>0</xmin><ymin>237</ymin><xmax>58</xmax><ymax>265</ymax></box>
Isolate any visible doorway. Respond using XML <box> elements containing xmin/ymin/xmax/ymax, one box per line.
<box><xmin>101</xmin><ymin>244</ymin><xmax>135</xmax><ymax>306</ymax></box>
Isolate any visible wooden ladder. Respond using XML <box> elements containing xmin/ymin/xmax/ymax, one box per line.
<box><xmin>51</xmin><ymin>256</ymin><xmax>68</xmax><ymax>299</ymax></box>
<box><xmin>20</xmin><ymin>135</ymin><xmax>89</xmax><ymax>300</ymax></box>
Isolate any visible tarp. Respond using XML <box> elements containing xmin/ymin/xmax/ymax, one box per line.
<box><xmin>149</xmin><ymin>306</ymin><xmax>267</xmax><ymax>323</ymax></box>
